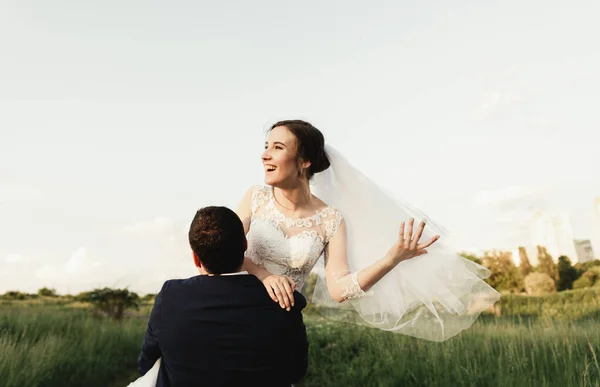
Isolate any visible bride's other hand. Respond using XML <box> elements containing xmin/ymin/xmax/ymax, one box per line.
<box><xmin>389</xmin><ymin>218</ymin><xmax>440</xmax><ymax>264</ymax></box>
<box><xmin>261</xmin><ymin>274</ymin><xmax>296</xmax><ymax>311</ymax></box>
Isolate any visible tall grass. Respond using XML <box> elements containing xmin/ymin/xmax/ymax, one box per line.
<box><xmin>0</xmin><ymin>305</ymin><xmax>143</xmax><ymax>387</ymax></box>
<box><xmin>1</xmin><ymin>302</ymin><xmax>599</xmax><ymax>387</ymax></box>
<box><xmin>299</xmin><ymin>314</ymin><xmax>600</xmax><ymax>386</ymax></box>
<box><xmin>499</xmin><ymin>288</ymin><xmax>600</xmax><ymax>319</ymax></box>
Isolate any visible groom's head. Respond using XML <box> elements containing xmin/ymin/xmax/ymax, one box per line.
<box><xmin>188</xmin><ymin>206</ymin><xmax>247</xmax><ymax>275</ymax></box>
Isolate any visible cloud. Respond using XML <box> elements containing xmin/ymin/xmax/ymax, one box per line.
<box><xmin>476</xmin><ymin>91</ymin><xmax>524</xmax><ymax>121</ymax></box>
<box><xmin>472</xmin><ymin>185</ymin><xmax>550</xmax><ymax>248</ymax></box>
<box><xmin>503</xmin><ymin>64</ymin><xmax>520</xmax><ymax>78</ymax></box>
<box><xmin>122</xmin><ymin>216</ymin><xmax>173</xmax><ymax>234</ymax></box>
<box><xmin>0</xmin><ymin>249</ymin><xmax>109</xmax><ymax>294</ymax></box>
<box><xmin>121</xmin><ymin>216</ymin><xmax>182</xmax><ymax>242</ymax></box>
<box><xmin>474</xmin><ymin>185</ymin><xmax>545</xmax><ymax>211</ymax></box>
<box><xmin>474</xmin><ymin>65</ymin><xmax>525</xmax><ymax>121</ymax></box>
<box><xmin>0</xmin><ymin>184</ymin><xmax>45</xmax><ymax>203</ymax></box>
<box><xmin>36</xmin><ymin>247</ymin><xmax>106</xmax><ymax>280</ymax></box>
<box><xmin>64</xmin><ymin>247</ymin><xmax>104</xmax><ymax>274</ymax></box>
<box><xmin>5</xmin><ymin>253</ymin><xmax>29</xmax><ymax>264</ymax></box>
<box><xmin>17</xmin><ymin>243</ymin><xmax>192</xmax><ymax>295</ymax></box>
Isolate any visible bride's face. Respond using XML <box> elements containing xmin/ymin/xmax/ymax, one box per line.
<box><xmin>262</xmin><ymin>126</ymin><xmax>307</xmax><ymax>187</ymax></box>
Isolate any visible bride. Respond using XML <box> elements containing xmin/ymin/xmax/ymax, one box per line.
<box><xmin>129</xmin><ymin>119</ymin><xmax>500</xmax><ymax>386</ymax></box>
<box><xmin>238</xmin><ymin>120</ymin><xmax>499</xmax><ymax>338</ymax></box>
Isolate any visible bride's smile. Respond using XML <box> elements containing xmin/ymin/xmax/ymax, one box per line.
<box><xmin>261</xmin><ymin>125</ymin><xmax>309</xmax><ymax>188</ymax></box>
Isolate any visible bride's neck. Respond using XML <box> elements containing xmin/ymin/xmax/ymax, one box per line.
<box><xmin>273</xmin><ymin>183</ymin><xmax>312</xmax><ymax>212</ymax></box>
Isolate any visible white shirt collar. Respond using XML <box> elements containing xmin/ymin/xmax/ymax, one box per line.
<box><xmin>206</xmin><ymin>270</ymin><xmax>249</xmax><ymax>277</ymax></box>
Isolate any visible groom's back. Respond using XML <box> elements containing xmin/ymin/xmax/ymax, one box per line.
<box><xmin>156</xmin><ymin>274</ymin><xmax>308</xmax><ymax>387</ymax></box>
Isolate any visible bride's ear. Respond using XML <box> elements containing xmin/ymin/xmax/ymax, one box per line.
<box><xmin>297</xmin><ymin>158</ymin><xmax>311</xmax><ymax>177</ymax></box>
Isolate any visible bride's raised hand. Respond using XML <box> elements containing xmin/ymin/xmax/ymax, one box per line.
<box><xmin>261</xmin><ymin>274</ymin><xmax>296</xmax><ymax>311</ymax></box>
<box><xmin>389</xmin><ymin>218</ymin><xmax>440</xmax><ymax>263</ymax></box>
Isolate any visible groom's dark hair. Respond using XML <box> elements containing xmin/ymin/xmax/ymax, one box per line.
<box><xmin>188</xmin><ymin>206</ymin><xmax>247</xmax><ymax>275</ymax></box>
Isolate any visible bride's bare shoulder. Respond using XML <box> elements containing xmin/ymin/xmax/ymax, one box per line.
<box><xmin>311</xmin><ymin>194</ymin><xmax>328</xmax><ymax>209</ymax></box>
<box><xmin>312</xmin><ymin>195</ymin><xmax>343</xmax><ymax>217</ymax></box>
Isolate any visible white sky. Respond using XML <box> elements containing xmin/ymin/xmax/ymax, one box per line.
<box><xmin>1</xmin><ymin>0</ymin><xmax>599</xmax><ymax>294</ymax></box>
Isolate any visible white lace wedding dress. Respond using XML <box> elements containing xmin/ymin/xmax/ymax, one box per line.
<box><xmin>245</xmin><ymin>185</ymin><xmax>344</xmax><ymax>290</ymax></box>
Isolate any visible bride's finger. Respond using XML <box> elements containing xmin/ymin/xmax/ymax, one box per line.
<box><xmin>411</xmin><ymin>220</ymin><xmax>426</xmax><ymax>249</ymax></box>
<box><xmin>265</xmin><ymin>284</ymin><xmax>278</xmax><ymax>303</ymax></box>
<box><xmin>398</xmin><ymin>221</ymin><xmax>406</xmax><ymax>242</ymax></box>
<box><xmin>417</xmin><ymin>235</ymin><xmax>440</xmax><ymax>250</ymax></box>
<box><xmin>285</xmin><ymin>276</ymin><xmax>297</xmax><ymax>290</ymax></box>
<box><xmin>281</xmin><ymin>280</ymin><xmax>294</xmax><ymax>308</ymax></box>
<box><xmin>276</xmin><ymin>282</ymin><xmax>291</xmax><ymax>310</ymax></box>
<box><xmin>406</xmin><ymin>218</ymin><xmax>414</xmax><ymax>245</ymax></box>
<box><xmin>272</xmin><ymin>286</ymin><xmax>286</xmax><ymax>309</ymax></box>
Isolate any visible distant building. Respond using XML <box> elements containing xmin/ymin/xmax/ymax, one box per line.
<box><xmin>575</xmin><ymin>239</ymin><xmax>595</xmax><ymax>263</ymax></box>
<box><xmin>530</xmin><ymin>209</ymin><xmax>578</xmax><ymax>263</ymax></box>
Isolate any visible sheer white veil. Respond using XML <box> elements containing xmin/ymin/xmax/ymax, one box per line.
<box><xmin>309</xmin><ymin>144</ymin><xmax>500</xmax><ymax>342</ymax></box>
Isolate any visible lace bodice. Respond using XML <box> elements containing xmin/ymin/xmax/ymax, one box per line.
<box><xmin>245</xmin><ymin>185</ymin><xmax>343</xmax><ymax>290</ymax></box>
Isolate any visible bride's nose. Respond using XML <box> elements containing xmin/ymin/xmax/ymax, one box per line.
<box><xmin>261</xmin><ymin>148</ymin><xmax>271</xmax><ymax>161</ymax></box>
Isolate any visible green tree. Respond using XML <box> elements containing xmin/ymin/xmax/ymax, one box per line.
<box><xmin>84</xmin><ymin>287</ymin><xmax>141</xmax><ymax>320</ymax></box>
<box><xmin>524</xmin><ymin>272</ymin><xmax>556</xmax><ymax>296</ymax></box>
<box><xmin>517</xmin><ymin>247</ymin><xmax>533</xmax><ymax>278</ymax></box>
<box><xmin>141</xmin><ymin>293</ymin><xmax>156</xmax><ymax>302</ymax></box>
<box><xmin>536</xmin><ymin>246</ymin><xmax>558</xmax><ymax>281</ymax></box>
<box><xmin>574</xmin><ymin>259</ymin><xmax>600</xmax><ymax>277</ymax></box>
<box><xmin>2</xmin><ymin>291</ymin><xmax>28</xmax><ymax>300</ymax></box>
<box><xmin>556</xmin><ymin>255</ymin><xmax>578</xmax><ymax>291</ymax></box>
<box><xmin>573</xmin><ymin>272</ymin><xmax>595</xmax><ymax>289</ymax></box>
<box><xmin>37</xmin><ymin>287</ymin><xmax>57</xmax><ymax>297</ymax></box>
<box><xmin>573</xmin><ymin>267</ymin><xmax>600</xmax><ymax>289</ymax></box>
<box><xmin>74</xmin><ymin>291</ymin><xmax>91</xmax><ymax>303</ymax></box>
<box><xmin>482</xmin><ymin>250</ymin><xmax>523</xmax><ymax>292</ymax></box>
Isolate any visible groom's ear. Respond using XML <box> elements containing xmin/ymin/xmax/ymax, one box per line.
<box><xmin>192</xmin><ymin>251</ymin><xmax>201</xmax><ymax>268</ymax></box>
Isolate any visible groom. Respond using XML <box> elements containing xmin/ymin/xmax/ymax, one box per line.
<box><xmin>137</xmin><ymin>206</ymin><xmax>309</xmax><ymax>386</ymax></box>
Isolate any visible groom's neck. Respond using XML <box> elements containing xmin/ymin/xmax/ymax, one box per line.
<box><xmin>197</xmin><ymin>266</ymin><xmax>245</xmax><ymax>276</ymax></box>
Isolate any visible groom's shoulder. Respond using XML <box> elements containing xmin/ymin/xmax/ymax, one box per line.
<box><xmin>292</xmin><ymin>291</ymin><xmax>308</xmax><ymax>311</ymax></box>
<box><xmin>157</xmin><ymin>276</ymin><xmax>200</xmax><ymax>295</ymax></box>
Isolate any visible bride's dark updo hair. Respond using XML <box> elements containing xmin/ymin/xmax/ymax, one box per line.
<box><xmin>268</xmin><ymin>119</ymin><xmax>331</xmax><ymax>180</ymax></box>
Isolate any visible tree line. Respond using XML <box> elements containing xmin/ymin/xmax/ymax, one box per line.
<box><xmin>460</xmin><ymin>246</ymin><xmax>600</xmax><ymax>295</ymax></box>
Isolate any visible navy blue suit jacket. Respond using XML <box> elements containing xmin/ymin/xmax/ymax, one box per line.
<box><xmin>137</xmin><ymin>273</ymin><xmax>309</xmax><ymax>387</ymax></box>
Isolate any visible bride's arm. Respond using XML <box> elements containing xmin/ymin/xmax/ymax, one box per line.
<box><xmin>235</xmin><ymin>186</ymin><xmax>296</xmax><ymax>310</ymax></box>
<box><xmin>324</xmin><ymin>218</ymin><xmax>438</xmax><ymax>303</ymax></box>
<box><xmin>235</xmin><ymin>186</ymin><xmax>273</xmax><ymax>280</ymax></box>
<box><xmin>236</xmin><ymin>186</ymin><xmax>254</xmax><ymax>234</ymax></box>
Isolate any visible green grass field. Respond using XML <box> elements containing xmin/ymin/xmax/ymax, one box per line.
<box><xmin>1</xmin><ymin>300</ymin><xmax>599</xmax><ymax>387</ymax></box>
